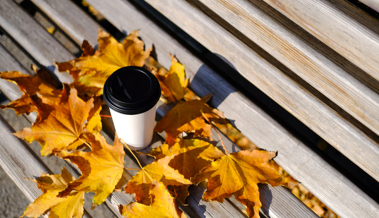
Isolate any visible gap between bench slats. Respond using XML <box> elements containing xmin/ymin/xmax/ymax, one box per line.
<box><xmin>3</xmin><ymin>2</ymin><xmax>314</xmax><ymax>216</ymax></box>
<box><xmin>142</xmin><ymin>0</ymin><xmax>379</xmax><ymax>217</ymax></box>
<box><xmin>194</xmin><ymin>0</ymin><xmax>379</xmax><ymax>138</ymax></box>
<box><xmin>0</xmin><ymin>1</ymin><xmax>251</xmax><ymax>217</ymax></box>
<box><xmin>31</xmin><ymin>0</ymin><xmax>99</xmax><ymax>45</ymax></box>
<box><xmin>142</xmin><ymin>0</ymin><xmax>379</xmax><ymax>184</ymax></box>
<box><xmin>0</xmin><ymin>113</ymin><xmax>95</xmax><ymax>218</ymax></box>
<box><xmin>54</xmin><ymin>0</ymin><xmax>319</xmax><ymax>216</ymax></box>
<box><xmin>260</xmin><ymin>0</ymin><xmax>379</xmax><ymax>82</ymax></box>
<box><xmin>0</xmin><ymin>41</ymin><xmax>124</xmax><ymax>217</ymax></box>
<box><xmin>359</xmin><ymin>0</ymin><xmax>379</xmax><ymax>12</ymax></box>
<box><xmin>41</xmin><ymin>0</ymin><xmax>377</xmax><ymax>217</ymax></box>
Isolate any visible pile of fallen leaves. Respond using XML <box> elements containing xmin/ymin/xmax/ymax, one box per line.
<box><xmin>0</xmin><ymin>30</ymin><xmax>283</xmax><ymax>218</ymax></box>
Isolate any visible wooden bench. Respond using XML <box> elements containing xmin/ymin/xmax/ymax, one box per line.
<box><xmin>0</xmin><ymin>0</ymin><xmax>378</xmax><ymax>217</ymax></box>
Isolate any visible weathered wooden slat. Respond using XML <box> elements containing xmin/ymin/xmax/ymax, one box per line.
<box><xmin>142</xmin><ymin>0</ymin><xmax>379</xmax><ymax>217</ymax></box>
<box><xmin>0</xmin><ymin>0</ymin><xmax>72</xmax><ymax>84</ymax></box>
<box><xmin>23</xmin><ymin>1</ymin><xmax>291</xmax><ymax>217</ymax></box>
<box><xmin>0</xmin><ymin>43</ymin><xmax>121</xmax><ymax>217</ymax></box>
<box><xmin>30</xmin><ymin>0</ymin><xmax>99</xmax><ymax>45</ymax></box>
<box><xmin>195</xmin><ymin>0</ymin><xmax>379</xmax><ymax>138</ymax></box>
<box><xmin>0</xmin><ymin>44</ymin><xmax>37</xmax><ymax>122</ymax></box>
<box><xmin>359</xmin><ymin>0</ymin><xmax>379</xmax><ymax>12</ymax></box>
<box><xmin>4</xmin><ymin>1</ymin><xmax>246</xmax><ymax>216</ymax></box>
<box><xmin>259</xmin><ymin>0</ymin><xmax>379</xmax><ymax>82</ymax></box>
<box><xmin>0</xmin><ymin>113</ymin><xmax>95</xmax><ymax>218</ymax></box>
<box><xmin>83</xmin><ymin>0</ymin><xmax>320</xmax><ymax>217</ymax></box>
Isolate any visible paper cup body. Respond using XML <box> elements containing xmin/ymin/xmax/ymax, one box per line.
<box><xmin>103</xmin><ymin>66</ymin><xmax>161</xmax><ymax>150</ymax></box>
<box><xmin>109</xmin><ymin>105</ymin><xmax>156</xmax><ymax>149</ymax></box>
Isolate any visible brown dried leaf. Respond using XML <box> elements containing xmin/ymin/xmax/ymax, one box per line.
<box><xmin>14</xmin><ymin>86</ymin><xmax>96</xmax><ymax>156</ymax></box>
<box><xmin>20</xmin><ymin>167</ymin><xmax>84</xmax><ymax>218</ymax></box>
<box><xmin>193</xmin><ymin>150</ymin><xmax>282</xmax><ymax>218</ymax></box>
<box><xmin>154</xmin><ymin>94</ymin><xmax>226</xmax><ymax>146</ymax></box>
<box><xmin>58</xmin><ymin>133</ymin><xmax>125</xmax><ymax>208</ymax></box>
<box><xmin>120</xmin><ymin>180</ymin><xmax>186</xmax><ymax>218</ymax></box>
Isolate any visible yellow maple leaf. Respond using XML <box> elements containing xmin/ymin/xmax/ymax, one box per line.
<box><xmin>154</xmin><ymin>94</ymin><xmax>226</xmax><ymax>146</ymax></box>
<box><xmin>14</xmin><ymin>85</ymin><xmax>96</xmax><ymax>156</ymax></box>
<box><xmin>21</xmin><ymin>167</ymin><xmax>84</xmax><ymax>218</ymax></box>
<box><xmin>58</xmin><ymin>133</ymin><xmax>125</xmax><ymax>208</ymax></box>
<box><xmin>146</xmin><ymin>138</ymin><xmax>224</xmax><ymax>203</ymax></box>
<box><xmin>125</xmin><ymin>154</ymin><xmax>191</xmax><ymax>205</ymax></box>
<box><xmin>56</xmin><ymin>29</ymin><xmax>152</xmax><ymax>95</ymax></box>
<box><xmin>120</xmin><ymin>180</ymin><xmax>187</xmax><ymax>218</ymax></box>
<box><xmin>155</xmin><ymin>55</ymin><xmax>189</xmax><ymax>102</ymax></box>
<box><xmin>193</xmin><ymin>150</ymin><xmax>282</xmax><ymax>218</ymax></box>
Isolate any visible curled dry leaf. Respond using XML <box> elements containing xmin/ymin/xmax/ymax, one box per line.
<box><xmin>21</xmin><ymin>167</ymin><xmax>84</xmax><ymax>218</ymax></box>
<box><xmin>155</xmin><ymin>55</ymin><xmax>189</xmax><ymax>102</ymax></box>
<box><xmin>192</xmin><ymin>150</ymin><xmax>283</xmax><ymax>218</ymax></box>
<box><xmin>120</xmin><ymin>180</ymin><xmax>187</xmax><ymax>218</ymax></box>
<box><xmin>56</xmin><ymin>29</ymin><xmax>152</xmax><ymax>96</ymax></box>
<box><xmin>148</xmin><ymin>138</ymin><xmax>224</xmax><ymax>203</ymax></box>
<box><xmin>14</xmin><ymin>85</ymin><xmax>97</xmax><ymax>156</ymax></box>
<box><xmin>0</xmin><ymin>68</ymin><xmax>61</xmax><ymax>122</ymax></box>
<box><xmin>58</xmin><ymin>133</ymin><xmax>125</xmax><ymax>208</ymax></box>
<box><xmin>125</xmin><ymin>154</ymin><xmax>191</xmax><ymax>205</ymax></box>
<box><xmin>154</xmin><ymin>94</ymin><xmax>226</xmax><ymax>146</ymax></box>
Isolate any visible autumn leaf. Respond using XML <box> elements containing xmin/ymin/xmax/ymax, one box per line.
<box><xmin>14</xmin><ymin>85</ymin><xmax>95</xmax><ymax>156</ymax></box>
<box><xmin>146</xmin><ymin>138</ymin><xmax>224</xmax><ymax>203</ymax></box>
<box><xmin>0</xmin><ymin>93</ymin><xmax>36</xmax><ymax>116</ymax></box>
<box><xmin>58</xmin><ymin>133</ymin><xmax>125</xmax><ymax>208</ymax></box>
<box><xmin>154</xmin><ymin>55</ymin><xmax>188</xmax><ymax>102</ymax></box>
<box><xmin>192</xmin><ymin>150</ymin><xmax>282</xmax><ymax>218</ymax></box>
<box><xmin>0</xmin><ymin>68</ymin><xmax>60</xmax><ymax>119</ymax></box>
<box><xmin>154</xmin><ymin>94</ymin><xmax>226</xmax><ymax>146</ymax></box>
<box><xmin>125</xmin><ymin>154</ymin><xmax>191</xmax><ymax>205</ymax></box>
<box><xmin>56</xmin><ymin>29</ymin><xmax>152</xmax><ymax>95</ymax></box>
<box><xmin>120</xmin><ymin>180</ymin><xmax>187</xmax><ymax>218</ymax></box>
<box><xmin>21</xmin><ymin>167</ymin><xmax>84</xmax><ymax>218</ymax></box>
<box><xmin>86</xmin><ymin>97</ymin><xmax>103</xmax><ymax>133</ymax></box>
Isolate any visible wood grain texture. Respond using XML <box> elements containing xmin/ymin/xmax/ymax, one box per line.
<box><xmin>31</xmin><ymin>0</ymin><xmax>100</xmax><ymax>45</ymax></box>
<box><xmin>143</xmin><ymin>0</ymin><xmax>379</xmax><ymax>217</ymax></box>
<box><xmin>0</xmin><ymin>0</ymin><xmax>73</xmax><ymax>84</ymax></box>
<box><xmin>197</xmin><ymin>0</ymin><xmax>379</xmax><ymax>137</ymax></box>
<box><xmin>0</xmin><ymin>1</ymin><xmax>312</xmax><ymax>214</ymax></box>
<box><xmin>84</xmin><ymin>0</ymin><xmax>318</xmax><ymax>217</ymax></box>
<box><xmin>0</xmin><ymin>114</ymin><xmax>94</xmax><ymax>218</ymax></box>
<box><xmin>260</xmin><ymin>0</ymin><xmax>379</xmax><ymax>81</ymax></box>
<box><xmin>0</xmin><ymin>44</ymin><xmax>37</xmax><ymax>122</ymax></box>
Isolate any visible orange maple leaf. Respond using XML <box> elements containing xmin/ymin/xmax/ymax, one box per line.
<box><xmin>154</xmin><ymin>94</ymin><xmax>226</xmax><ymax>146</ymax></box>
<box><xmin>155</xmin><ymin>55</ymin><xmax>189</xmax><ymax>102</ymax></box>
<box><xmin>125</xmin><ymin>154</ymin><xmax>191</xmax><ymax>205</ymax></box>
<box><xmin>193</xmin><ymin>150</ymin><xmax>282</xmax><ymax>218</ymax></box>
<box><xmin>56</xmin><ymin>29</ymin><xmax>152</xmax><ymax>96</ymax></box>
<box><xmin>146</xmin><ymin>138</ymin><xmax>224</xmax><ymax>203</ymax></box>
<box><xmin>58</xmin><ymin>133</ymin><xmax>125</xmax><ymax>208</ymax></box>
<box><xmin>120</xmin><ymin>180</ymin><xmax>187</xmax><ymax>218</ymax></box>
<box><xmin>21</xmin><ymin>167</ymin><xmax>84</xmax><ymax>218</ymax></box>
<box><xmin>0</xmin><ymin>68</ymin><xmax>61</xmax><ymax>122</ymax></box>
<box><xmin>14</xmin><ymin>85</ymin><xmax>97</xmax><ymax>156</ymax></box>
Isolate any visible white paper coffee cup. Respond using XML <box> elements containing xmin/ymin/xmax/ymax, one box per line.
<box><xmin>103</xmin><ymin>66</ymin><xmax>161</xmax><ymax>150</ymax></box>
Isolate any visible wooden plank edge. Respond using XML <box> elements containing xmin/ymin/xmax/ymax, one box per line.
<box><xmin>141</xmin><ymin>1</ymin><xmax>379</xmax><ymax>217</ymax></box>
<box><xmin>0</xmin><ymin>114</ymin><xmax>94</xmax><ymax>218</ymax></box>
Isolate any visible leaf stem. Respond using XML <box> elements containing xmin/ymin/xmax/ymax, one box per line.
<box><xmin>123</xmin><ymin>167</ymin><xmax>141</xmax><ymax>171</ymax></box>
<box><xmin>201</xmin><ymin>111</ymin><xmax>229</xmax><ymax>155</ymax></box>
<box><xmin>120</xmin><ymin>139</ymin><xmax>153</xmax><ymax>181</ymax></box>
<box><xmin>79</xmin><ymin>138</ymin><xmax>92</xmax><ymax>149</ymax></box>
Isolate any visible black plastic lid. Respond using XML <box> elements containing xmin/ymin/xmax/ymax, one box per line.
<box><xmin>103</xmin><ymin>66</ymin><xmax>161</xmax><ymax>114</ymax></box>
